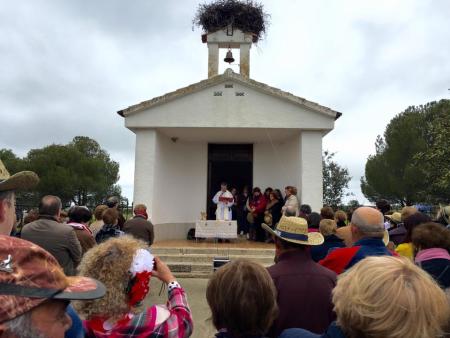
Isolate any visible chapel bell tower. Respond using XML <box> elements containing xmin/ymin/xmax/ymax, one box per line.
<box><xmin>202</xmin><ymin>25</ymin><xmax>255</xmax><ymax>78</ymax></box>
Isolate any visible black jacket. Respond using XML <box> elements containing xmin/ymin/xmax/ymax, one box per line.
<box><xmin>311</xmin><ymin>234</ymin><xmax>346</xmax><ymax>262</ymax></box>
<box><xmin>418</xmin><ymin>258</ymin><xmax>450</xmax><ymax>289</ymax></box>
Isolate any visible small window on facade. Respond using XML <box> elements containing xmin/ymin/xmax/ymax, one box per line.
<box><xmin>214</xmin><ymin>91</ymin><xmax>223</xmax><ymax>96</ymax></box>
<box><xmin>235</xmin><ymin>92</ymin><xmax>245</xmax><ymax>96</ymax></box>
<box><xmin>225</xmin><ymin>84</ymin><xmax>233</xmax><ymax>88</ymax></box>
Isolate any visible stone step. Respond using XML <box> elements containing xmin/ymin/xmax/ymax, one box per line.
<box><xmin>152</xmin><ymin>247</ymin><xmax>275</xmax><ymax>256</ymax></box>
<box><xmin>167</xmin><ymin>262</ymin><xmax>212</xmax><ymax>273</ymax></box>
<box><xmin>171</xmin><ymin>272</ymin><xmax>212</xmax><ymax>279</ymax></box>
<box><xmin>158</xmin><ymin>253</ymin><xmax>275</xmax><ymax>265</ymax></box>
<box><xmin>166</xmin><ymin>260</ymin><xmax>272</xmax><ymax>279</ymax></box>
<box><xmin>152</xmin><ymin>243</ymin><xmax>275</xmax><ymax>278</ymax></box>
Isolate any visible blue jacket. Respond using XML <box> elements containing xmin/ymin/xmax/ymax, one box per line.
<box><xmin>319</xmin><ymin>238</ymin><xmax>393</xmax><ymax>274</ymax></box>
<box><xmin>65</xmin><ymin>304</ymin><xmax>84</xmax><ymax>338</ymax></box>
<box><xmin>280</xmin><ymin>322</ymin><xmax>346</xmax><ymax>338</ymax></box>
<box><xmin>311</xmin><ymin>234</ymin><xmax>345</xmax><ymax>262</ymax></box>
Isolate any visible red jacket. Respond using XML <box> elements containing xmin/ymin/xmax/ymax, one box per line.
<box><xmin>249</xmin><ymin>195</ymin><xmax>267</xmax><ymax>215</ymax></box>
<box><xmin>319</xmin><ymin>237</ymin><xmax>394</xmax><ymax>274</ymax></box>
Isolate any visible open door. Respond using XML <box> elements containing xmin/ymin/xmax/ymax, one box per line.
<box><xmin>207</xmin><ymin>144</ymin><xmax>253</xmax><ymax>219</ymax></box>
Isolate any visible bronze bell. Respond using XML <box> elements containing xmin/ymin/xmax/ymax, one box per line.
<box><xmin>224</xmin><ymin>49</ymin><xmax>235</xmax><ymax>64</ymax></box>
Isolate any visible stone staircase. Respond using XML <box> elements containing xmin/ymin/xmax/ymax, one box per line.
<box><xmin>152</xmin><ymin>246</ymin><xmax>276</xmax><ymax>278</ymax></box>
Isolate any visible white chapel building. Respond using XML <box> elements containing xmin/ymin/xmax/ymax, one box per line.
<box><xmin>118</xmin><ymin>28</ymin><xmax>341</xmax><ymax>239</ymax></box>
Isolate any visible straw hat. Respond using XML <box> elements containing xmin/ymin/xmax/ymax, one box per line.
<box><xmin>440</xmin><ymin>205</ymin><xmax>450</xmax><ymax>224</ymax></box>
<box><xmin>382</xmin><ymin>230</ymin><xmax>390</xmax><ymax>246</ymax></box>
<box><xmin>385</xmin><ymin>212</ymin><xmax>402</xmax><ymax>224</ymax></box>
<box><xmin>262</xmin><ymin>216</ymin><xmax>324</xmax><ymax>246</ymax></box>
<box><xmin>0</xmin><ymin>159</ymin><xmax>39</xmax><ymax>192</ymax></box>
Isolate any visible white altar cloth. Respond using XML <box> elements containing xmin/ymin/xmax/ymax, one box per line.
<box><xmin>195</xmin><ymin>220</ymin><xmax>237</xmax><ymax>239</ymax></box>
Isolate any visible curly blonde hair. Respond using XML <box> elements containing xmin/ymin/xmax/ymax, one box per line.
<box><xmin>73</xmin><ymin>236</ymin><xmax>147</xmax><ymax>320</ymax></box>
<box><xmin>319</xmin><ymin>219</ymin><xmax>337</xmax><ymax>236</ymax></box>
<box><xmin>333</xmin><ymin>256</ymin><xmax>450</xmax><ymax>338</ymax></box>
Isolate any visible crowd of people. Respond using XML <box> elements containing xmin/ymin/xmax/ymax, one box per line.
<box><xmin>1</xmin><ymin>160</ymin><xmax>450</xmax><ymax>337</ymax></box>
<box><xmin>213</xmin><ymin>183</ymin><xmax>299</xmax><ymax>242</ymax></box>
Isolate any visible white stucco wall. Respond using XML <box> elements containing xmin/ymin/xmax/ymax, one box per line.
<box><xmin>128</xmin><ymin>76</ymin><xmax>334</xmax><ymax>239</ymax></box>
<box><xmin>299</xmin><ymin>131</ymin><xmax>323</xmax><ymax>212</ymax></box>
<box><xmin>253</xmin><ymin>135</ymin><xmax>300</xmax><ymax>194</ymax></box>
<box><xmin>152</xmin><ymin>132</ymin><xmax>207</xmax><ymax>225</ymax></box>
<box><xmin>125</xmin><ymin>82</ymin><xmax>334</xmax><ymax>131</ymax></box>
<box><xmin>133</xmin><ymin>129</ymin><xmax>157</xmax><ymax>211</ymax></box>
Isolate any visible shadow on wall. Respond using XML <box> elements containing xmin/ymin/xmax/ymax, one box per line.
<box><xmin>153</xmin><ymin>223</ymin><xmax>194</xmax><ymax>242</ymax></box>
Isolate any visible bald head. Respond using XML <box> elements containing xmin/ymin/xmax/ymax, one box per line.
<box><xmin>351</xmin><ymin>207</ymin><xmax>384</xmax><ymax>238</ymax></box>
<box><xmin>38</xmin><ymin>195</ymin><xmax>62</xmax><ymax>217</ymax></box>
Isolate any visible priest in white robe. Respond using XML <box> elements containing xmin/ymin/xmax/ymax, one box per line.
<box><xmin>212</xmin><ymin>182</ymin><xmax>234</xmax><ymax>221</ymax></box>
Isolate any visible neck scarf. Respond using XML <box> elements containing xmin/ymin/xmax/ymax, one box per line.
<box><xmin>68</xmin><ymin>221</ymin><xmax>92</xmax><ymax>234</ymax></box>
<box><xmin>415</xmin><ymin>248</ymin><xmax>450</xmax><ymax>263</ymax></box>
<box><xmin>134</xmin><ymin>210</ymin><xmax>148</xmax><ymax>220</ymax></box>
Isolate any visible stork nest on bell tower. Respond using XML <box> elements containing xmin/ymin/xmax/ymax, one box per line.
<box><xmin>193</xmin><ymin>0</ymin><xmax>269</xmax><ymax>42</ymax></box>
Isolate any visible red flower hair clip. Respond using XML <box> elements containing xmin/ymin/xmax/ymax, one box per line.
<box><xmin>126</xmin><ymin>248</ymin><xmax>154</xmax><ymax>307</ymax></box>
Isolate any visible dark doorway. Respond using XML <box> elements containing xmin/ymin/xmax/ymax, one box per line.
<box><xmin>207</xmin><ymin>144</ymin><xmax>253</xmax><ymax>219</ymax></box>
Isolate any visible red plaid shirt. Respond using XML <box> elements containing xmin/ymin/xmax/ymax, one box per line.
<box><xmin>84</xmin><ymin>287</ymin><xmax>193</xmax><ymax>338</ymax></box>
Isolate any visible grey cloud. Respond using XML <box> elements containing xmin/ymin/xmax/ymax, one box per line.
<box><xmin>1</xmin><ymin>0</ymin><xmax>449</xmax><ymax>203</ymax></box>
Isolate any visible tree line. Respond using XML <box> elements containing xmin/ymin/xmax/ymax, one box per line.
<box><xmin>361</xmin><ymin>99</ymin><xmax>449</xmax><ymax>206</ymax></box>
<box><xmin>1</xmin><ymin>136</ymin><xmax>121</xmax><ymax>207</ymax></box>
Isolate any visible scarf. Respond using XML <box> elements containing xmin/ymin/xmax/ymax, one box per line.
<box><xmin>68</xmin><ymin>221</ymin><xmax>92</xmax><ymax>234</ymax></box>
<box><xmin>134</xmin><ymin>210</ymin><xmax>148</xmax><ymax>220</ymax></box>
<box><xmin>415</xmin><ymin>248</ymin><xmax>450</xmax><ymax>263</ymax></box>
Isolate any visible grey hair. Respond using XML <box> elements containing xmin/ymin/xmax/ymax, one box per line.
<box><xmin>0</xmin><ymin>190</ymin><xmax>14</xmax><ymax>202</ymax></box>
<box><xmin>285</xmin><ymin>206</ymin><xmax>297</xmax><ymax>217</ymax></box>
<box><xmin>351</xmin><ymin>209</ymin><xmax>384</xmax><ymax>237</ymax></box>
<box><xmin>5</xmin><ymin>311</ymin><xmax>46</xmax><ymax>338</ymax></box>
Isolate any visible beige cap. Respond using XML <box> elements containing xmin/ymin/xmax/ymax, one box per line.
<box><xmin>0</xmin><ymin>159</ymin><xmax>39</xmax><ymax>192</ymax></box>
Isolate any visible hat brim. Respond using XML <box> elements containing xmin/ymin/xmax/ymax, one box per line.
<box><xmin>383</xmin><ymin>230</ymin><xmax>390</xmax><ymax>247</ymax></box>
<box><xmin>0</xmin><ymin>171</ymin><xmax>39</xmax><ymax>192</ymax></box>
<box><xmin>53</xmin><ymin>276</ymin><xmax>106</xmax><ymax>300</ymax></box>
<box><xmin>262</xmin><ymin>223</ymin><xmax>324</xmax><ymax>246</ymax></box>
<box><xmin>0</xmin><ymin>276</ymin><xmax>105</xmax><ymax>301</ymax></box>
<box><xmin>385</xmin><ymin>215</ymin><xmax>401</xmax><ymax>223</ymax></box>
<box><xmin>440</xmin><ymin>204</ymin><xmax>450</xmax><ymax>223</ymax></box>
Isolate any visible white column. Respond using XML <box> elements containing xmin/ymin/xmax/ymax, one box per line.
<box><xmin>299</xmin><ymin>131</ymin><xmax>323</xmax><ymax>212</ymax></box>
<box><xmin>240</xmin><ymin>43</ymin><xmax>251</xmax><ymax>77</ymax></box>
<box><xmin>133</xmin><ymin>129</ymin><xmax>157</xmax><ymax>216</ymax></box>
<box><xmin>208</xmin><ymin>43</ymin><xmax>219</xmax><ymax>78</ymax></box>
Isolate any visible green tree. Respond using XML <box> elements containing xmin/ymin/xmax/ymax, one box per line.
<box><xmin>0</xmin><ymin>149</ymin><xmax>36</xmax><ymax>205</ymax></box>
<box><xmin>323</xmin><ymin>151</ymin><xmax>351</xmax><ymax>207</ymax></box>
<box><xmin>346</xmin><ymin>199</ymin><xmax>360</xmax><ymax>210</ymax></box>
<box><xmin>0</xmin><ymin>149</ymin><xmax>24</xmax><ymax>174</ymax></box>
<box><xmin>67</xmin><ymin>136</ymin><xmax>121</xmax><ymax>205</ymax></box>
<box><xmin>1</xmin><ymin>136</ymin><xmax>121</xmax><ymax>206</ymax></box>
<box><xmin>361</xmin><ymin>100</ymin><xmax>449</xmax><ymax>205</ymax></box>
<box><xmin>414</xmin><ymin>100</ymin><xmax>450</xmax><ymax>202</ymax></box>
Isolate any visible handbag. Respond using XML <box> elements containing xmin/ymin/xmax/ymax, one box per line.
<box><xmin>264</xmin><ymin>212</ymin><xmax>273</xmax><ymax>226</ymax></box>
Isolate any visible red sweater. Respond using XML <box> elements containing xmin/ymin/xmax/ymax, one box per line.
<box><xmin>249</xmin><ymin>195</ymin><xmax>267</xmax><ymax>215</ymax></box>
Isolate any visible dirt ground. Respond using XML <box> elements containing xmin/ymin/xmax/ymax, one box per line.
<box><xmin>144</xmin><ymin>278</ymin><xmax>216</xmax><ymax>338</ymax></box>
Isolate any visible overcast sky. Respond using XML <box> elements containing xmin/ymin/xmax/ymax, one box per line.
<box><xmin>1</xmin><ymin>0</ymin><xmax>449</xmax><ymax>204</ymax></box>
